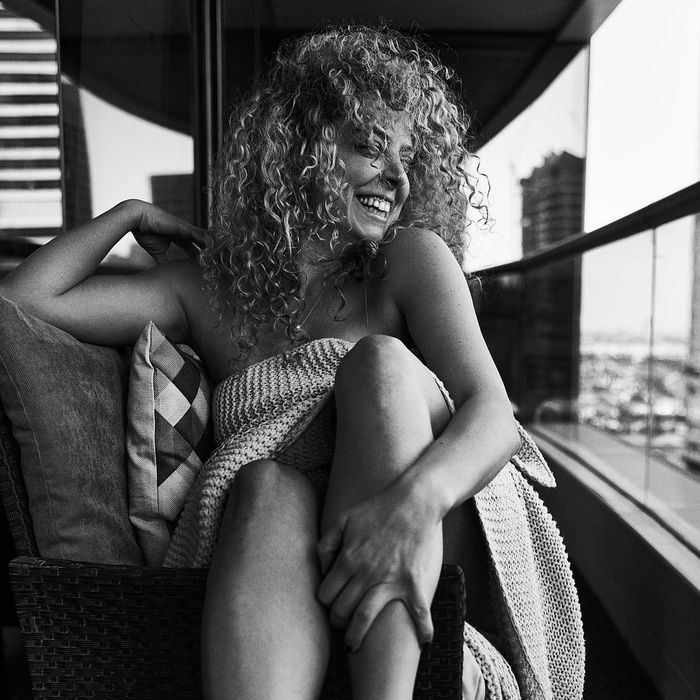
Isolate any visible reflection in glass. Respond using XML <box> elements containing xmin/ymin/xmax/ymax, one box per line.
<box><xmin>650</xmin><ymin>218</ymin><xmax>693</xmax><ymax>470</ymax></box>
<box><xmin>648</xmin><ymin>216</ymin><xmax>700</xmax><ymax>548</ymax></box>
<box><xmin>577</xmin><ymin>226</ymin><xmax>700</xmax><ymax>549</ymax></box>
<box><xmin>585</xmin><ymin>0</ymin><xmax>700</xmax><ymax>230</ymax></box>
<box><xmin>479</xmin><ymin>220</ymin><xmax>700</xmax><ymax>555</ymax></box>
<box><xmin>472</xmin><ymin>271</ymin><xmax>522</xmax><ymax>408</ymax></box>
<box><xmin>471</xmin><ymin>49</ymin><xmax>588</xmax><ymax>271</ymax></box>
<box><xmin>521</xmin><ymin>258</ymin><xmax>581</xmax><ymax>422</ymax></box>
<box><xmin>57</xmin><ymin>1</ymin><xmax>195</xmax><ymax>266</ymax></box>
<box><xmin>579</xmin><ymin>232</ymin><xmax>654</xmax><ymax>447</ymax></box>
<box><xmin>0</xmin><ymin>1</ymin><xmax>61</xmax><ymax>246</ymax></box>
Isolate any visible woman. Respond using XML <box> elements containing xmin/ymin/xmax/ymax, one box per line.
<box><xmin>0</xmin><ymin>26</ymin><xmax>582</xmax><ymax>700</ymax></box>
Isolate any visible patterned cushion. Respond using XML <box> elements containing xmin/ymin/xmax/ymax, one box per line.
<box><xmin>127</xmin><ymin>322</ymin><xmax>213</xmax><ymax>565</ymax></box>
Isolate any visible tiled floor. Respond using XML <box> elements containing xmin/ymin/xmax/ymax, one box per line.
<box><xmin>1</xmin><ymin>568</ymin><xmax>660</xmax><ymax>699</ymax></box>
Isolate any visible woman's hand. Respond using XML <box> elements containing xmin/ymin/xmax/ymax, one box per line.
<box><xmin>316</xmin><ymin>485</ymin><xmax>442</xmax><ymax>652</ymax></box>
<box><xmin>128</xmin><ymin>200</ymin><xmax>207</xmax><ymax>263</ymax></box>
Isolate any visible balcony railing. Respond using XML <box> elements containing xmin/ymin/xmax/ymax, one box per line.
<box><xmin>474</xmin><ymin>178</ymin><xmax>700</xmax><ymax>558</ymax></box>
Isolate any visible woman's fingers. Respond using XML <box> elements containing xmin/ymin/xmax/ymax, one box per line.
<box><xmin>317</xmin><ymin>519</ymin><xmax>343</xmax><ymax>576</ymax></box>
<box><xmin>327</xmin><ymin>577</ymin><xmax>366</xmax><ymax>629</ymax></box>
<box><xmin>344</xmin><ymin>585</ymin><xmax>396</xmax><ymax>652</ymax></box>
<box><xmin>149</xmin><ymin>249</ymin><xmax>170</xmax><ymax>265</ymax></box>
<box><xmin>189</xmin><ymin>225</ymin><xmax>207</xmax><ymax>247</ymax></box>
<box><xmin>346</xmin><ymin>583</ymin><xmax>434</xmax><ymax>652</ymax></box>
<box><xmin>180</xmin><ymin>241</ymin><xmax>202</xmax><ymax>258</ymax></box>
<box><xmin>331</xmin><ymin>580</ymin><xmax>435</xmax><ymax>653</ymax></box>
<box><xmin>316</xmin><ymin>555</ymin><xmax>348</xmax><ymax>607</ymax></box>
<box><xmin>407</xmin><ymin>586</ymin><xmax>435</xmax><ymax>647</ymax></box>
<box><xmin>173</xmin><ymin>222</ymin><xmax>207</xmax><ymax>249</ymax></box>
<box><xmin>134</xmin><ymin>203</ymin><xmax>208</xmax><ymax>255</ymax></box>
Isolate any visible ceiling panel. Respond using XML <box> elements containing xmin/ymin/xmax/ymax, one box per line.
<box><xmin>9</xmin><ymin>0</ymin><xmax>621</xmax><ymax>144</ymax></box>
<box><xmin>232</xmin><ymin>0</ymin><xmax>581</xmax><ymax>33</ymax></box>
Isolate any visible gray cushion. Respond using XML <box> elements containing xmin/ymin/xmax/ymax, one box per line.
<box><xmin>0</xmin><ymin>296</ymin><xmax>144</xmax><ymax>564</ymax></box>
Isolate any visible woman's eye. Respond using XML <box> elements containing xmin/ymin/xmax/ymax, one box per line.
<box><xmin>355</xmin><ymin>141</ymin><xmax>381</xmax><ymax>157</ymax></box>
<box><xmin>400</xmin><ymin>154</ymin><xmax>415</xmax><ymax>172</ymax></box>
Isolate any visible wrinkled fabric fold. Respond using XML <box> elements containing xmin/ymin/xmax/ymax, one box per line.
<box><xmin>164</xmin><ymin>338</ymin><xmax>584</xmax><ymax>700</ymax></box>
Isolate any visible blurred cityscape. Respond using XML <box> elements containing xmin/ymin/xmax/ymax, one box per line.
<box><xmin>493</xmin><ymin>148</ymin><xmax>700</xmax><ymax>482</ymax></box>
<box><xmin>579</xmin><ymin>337</ymin><xmax>693</xmax><ymax>471</ymax></box>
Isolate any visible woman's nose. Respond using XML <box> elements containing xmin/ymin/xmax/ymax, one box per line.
<box><xmin>379</xmin><ymin>154</ymin><xmax>408</xmax><ymax>188</ymax></box>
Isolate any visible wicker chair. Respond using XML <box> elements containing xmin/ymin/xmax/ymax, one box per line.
<box><xmin>0</xmin><ymin>399</ymin><xmax>467</xmax><ymax>699</ymax></box>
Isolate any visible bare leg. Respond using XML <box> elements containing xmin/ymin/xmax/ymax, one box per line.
<box><xmin>321</xmin><ymin>335</ymin><xmax>452</xmax><ymax>700</ymax></box>
<box><xmin>202</xmin><ymin>459</ymin><xmax>329</xmax><ymax>700</ymax></box>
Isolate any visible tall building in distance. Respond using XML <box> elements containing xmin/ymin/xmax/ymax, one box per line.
<box><xmin>0</xmin><ymin>1</ymin><xmax>91</xmax><ymax>249</ymax></box>
<box><xmin>517</xmin><ymin>151</ymin><xmax>585</xmax><ymax>419</ymax></box>
<box><xmin>0</xmin><ymin>1</ymin><xmax>61</xmax><ymax>239</ymax></box>
<box><xmin>521</xmin><ymin>151</ymin><xmax>585</xmax><ymax>254</ymax></box>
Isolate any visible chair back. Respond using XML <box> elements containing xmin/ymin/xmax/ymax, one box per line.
<box><xmin>0</xmin><ymin>403</ymin><xmax>38</xmax><ymax>557</ymax></box>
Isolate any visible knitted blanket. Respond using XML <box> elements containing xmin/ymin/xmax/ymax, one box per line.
<box><xmin>164</xmin><ymin>338</ymin><xmax>584</xmax><ymax>700</ymax></box>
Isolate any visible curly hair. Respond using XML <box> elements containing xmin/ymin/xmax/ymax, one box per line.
<box><xmin>201</xmin><ymin>25</ymin><xmax>487</xmax><ymax>359</ymax></box>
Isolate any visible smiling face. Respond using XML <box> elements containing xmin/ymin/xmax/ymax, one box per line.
<box><xmin>334</xmin><ymin>112</ymin><xmax>414</xmax><ymax>243</ymax></box>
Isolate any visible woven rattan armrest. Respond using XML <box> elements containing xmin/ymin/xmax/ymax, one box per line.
<box><xmin>9</xmin><ymin>556</ymin><xmax>465</xmax><ymax>699</ymax></box>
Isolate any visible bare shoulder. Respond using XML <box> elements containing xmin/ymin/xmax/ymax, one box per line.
<box><xmin>157</xmin><ymin>257</ymin><xmax>207</xmax><ymax>304</ymax></box>
<box><xmin>384</xmin><ymin>226</ymin><xmax>453</xmax><ymax>258</ymax></box>
<box><xmin>381</xmin><ymin>233</ymin><xmax>494</xmax><ymax>408</ymax></box>
<box><xmin>382</xmin><ymin>227</ymin><xmax>465</xmax><ymax>295</ymax></box>
<box><xmin>144</xmin><ymin>257</ymin><xmax>213</xmax><ymax>342</ymax></box>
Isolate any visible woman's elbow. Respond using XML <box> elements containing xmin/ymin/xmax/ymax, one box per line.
<box><xmin>0</xmin><ymin>280</ymin><xmax>26</xmax><ymax>308</ymax></box>
<box><xmin>504</xmin><ymin>417</ymin><xmax>520</xmax><ymax>461</ymax></box>
<box><xmin>495</xmin><ymin>398</ymin><xmax>520</xmax><ymax>463</ymax></box>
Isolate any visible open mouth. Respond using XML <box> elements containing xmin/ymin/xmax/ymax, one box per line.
<box><xmin>356</xmin><ymin>194</ymin><xmax>391</xmax><ymax>219</ymax></box>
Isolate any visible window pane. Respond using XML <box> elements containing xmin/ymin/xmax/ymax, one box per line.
<box><xmin>585</xmin><ymin>0</ymin><xmax>700</xmax><ymax>230</ymax></box>
<box><xmin>472</xmin><ymin>272</ymin><xmax>523</xmax><ymax>406</ymax></box>
<box><xmin>57</xmin><ymin>1</ymin><xmax>195</xmax><ymax>266</ymax></box>
<box><xmin>579</xmin><ymin>232</ymin><xmax>654</xmax><ymax>453</ymax></box>
<box><xmin>472</xmin><ymin>49</ymin><xmax>588</xmax><ymax>271</ymax></box>
<box><xmin>649</xmin><ymin>216</ymin><xmax>700</xmax><ymax>549</ymax></box>
<box><xmin>0</xmin><ymin>0</ymin><xmax>61</xmax><ymax>256</ymax></box>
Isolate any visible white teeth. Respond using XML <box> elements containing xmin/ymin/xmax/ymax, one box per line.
<box><xmin>357</xmin><ymin>195</ymin><xmax>391</xmax><ymax>214</ymax></box>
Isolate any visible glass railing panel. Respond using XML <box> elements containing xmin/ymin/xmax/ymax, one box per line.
<box><xmin>519</xmin><ymin>257</ymin><xmax>582</xmax><ymax>423</ymax></box>
<box><xmin>57</xmin><ymin>2</ymin><xmax>195</xmax><ymax>267</ymax></box>
<box><xmin>648</xmin><ymin>215</ymin><xmax>700</xmax><ymax>550</ymax></box>
<box><xmin>578</xmin><ymin>231</ymin><xmax>654</xmax><ymax>466</ymax></box>
<box><xmin>472</xmin><ymin>271</ymin><xmax>523</xmax><ymax>409</ymax></box>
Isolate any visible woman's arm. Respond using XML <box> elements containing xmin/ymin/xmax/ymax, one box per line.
<box><xmin>317</xmin><ymin>228</ymin><xmax>519</xmax><ymax>649</ymax></box>
<box><xmin>388</xmin><ymin>228</ymin><xmax>520</xmax><ymax>519</ymax></box>
<box><xmin>0</xmin><ymin>199</ymin><xmax>207</xmax><ymax>346</ymax></box>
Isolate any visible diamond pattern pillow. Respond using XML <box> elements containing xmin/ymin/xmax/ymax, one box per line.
<box><xmin>127</xmin><ymin>322</ymin><xmax>213</xmax><ymax>565</ymax></box>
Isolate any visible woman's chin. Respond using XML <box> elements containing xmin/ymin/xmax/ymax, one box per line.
<box><xmin>346</xmin><ymin>211</ymin><xmax>390</xmax><ymax>243</ymax></box>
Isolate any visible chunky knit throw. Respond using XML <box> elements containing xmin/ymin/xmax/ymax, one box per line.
<box><xmin>164</xmin><ymin>338</ymin><xmax>584</xmax><ymax>700</ymax></box>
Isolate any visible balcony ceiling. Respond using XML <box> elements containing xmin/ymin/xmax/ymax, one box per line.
<box><xmin>16</xmin><ymin>0</ymin><xmax>621</xmax><ymax>147</ymax></box>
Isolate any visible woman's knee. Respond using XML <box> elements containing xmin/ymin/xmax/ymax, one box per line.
<box><xmin>335</xmin><ymin>334</ymin><xmax>450</xmax><ymax>435</ymax></box>
<box><xmin>228</xmin><ymin>459</ymin><xmax>319</xmax><ymax>520</ymax></box>
<box><xmin>335</xmin><ymin>334</ymin><xmax>414</xmax><ymax>395</ymax></box>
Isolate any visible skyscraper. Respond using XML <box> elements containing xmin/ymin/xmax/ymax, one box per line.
<box><xmin>521</xmin><ymin>151</ymin><xmax>585</xmax><ymax>254</ymax></box>
<box><xmin>0</xmin><ymin>2</ymin><xmax>61</xmax><ymax>239</ymax></box>
<box><xmin>518</xmin><ymin>151</ymin><xmax>585</xmax><ymax>419</ymax></box>
<box><xmin>0</xmin><ymin>1</ymin><xmax>91</xmax><ymax>248</ymax></box>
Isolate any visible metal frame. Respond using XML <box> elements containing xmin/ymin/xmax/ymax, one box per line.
<box><xmin>191</xmin><ymin>0</ymin><xmax>223</xmax><ymax>228</ymax></box>
<box><xmin>480</xmin><ymin>180</ymin><xmax>700</xmax><ymax>276</ymax></box>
